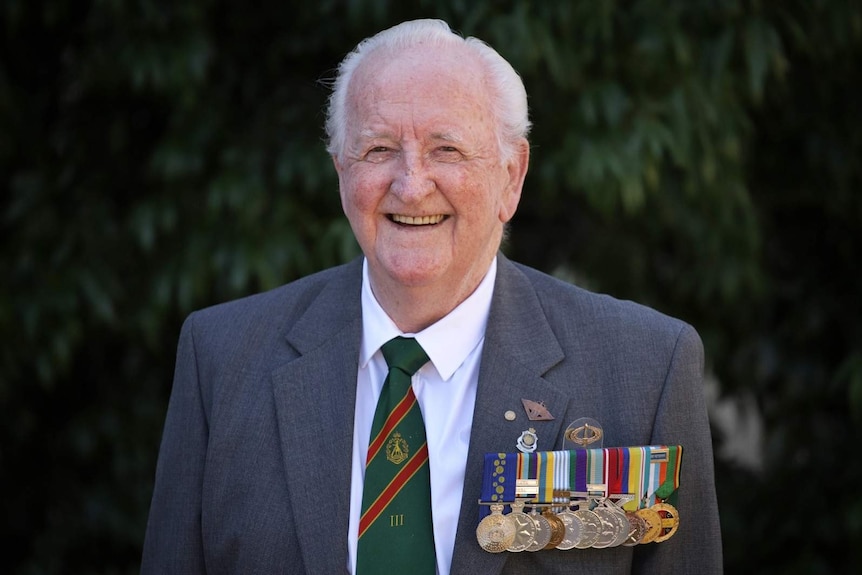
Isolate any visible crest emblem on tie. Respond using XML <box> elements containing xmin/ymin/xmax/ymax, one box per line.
<box><xmin>386</xmin><ymin>431</ymin><xmax>409</xmax><ymax>464</ymax></box>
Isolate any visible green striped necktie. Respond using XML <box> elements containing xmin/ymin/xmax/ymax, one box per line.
<box><xmin>357</xmin><ymin>336</ymin><xmax>436</xmax><ymax>574</ymax></box>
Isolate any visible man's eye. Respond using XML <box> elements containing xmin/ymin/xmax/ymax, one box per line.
<box><xmin>434</xmin><ymin>146</ymin><xmax>463</xmax><ymax>161</ymax></box>
<box><xmin>362</xmin><ymin>147</ymin><xmax>394</xmax><ymax>162</ymax></box>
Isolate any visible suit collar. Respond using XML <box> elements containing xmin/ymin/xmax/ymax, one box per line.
<box><xmin>271</xmin><ymin>258</ymin><xmax>363</xmax><ymax>574</ymax></box>
<box><xmin>450</xmin><ymin>254</ymin><xmax>569</xmax><ymax>575</ymax></box>
<box><xmin>283</xmin><ymin>258</ymin><xmax>364</xmax><ymax>354</ymax></box>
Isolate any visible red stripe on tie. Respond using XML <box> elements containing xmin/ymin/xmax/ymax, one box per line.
<box><xmin>358</xmin><ymin>442</ymin><xmax>429</xmax><ymax>539</ymax></box>
<box><xmin>366</xmin><ymin>390</ymin><xmax>416</xmax><ymax>465</ymax></box>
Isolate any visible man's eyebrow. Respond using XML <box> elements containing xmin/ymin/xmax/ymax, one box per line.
<box><xmin>353</xmin><ymin>130</ymin><xmax>464</xmax><ymax>143</ymax></box>
<box><xmin>357</xmin><ymin>129</ymin><xmax>389</xmax><ymax>140</ymax></box>
<box><xmin>429</xmin><ymin>132</ymin><xmax>464</xmax><ymax>143</ymax></box>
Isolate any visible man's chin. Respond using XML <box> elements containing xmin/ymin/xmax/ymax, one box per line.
<box><xmin>381</xmin><ymin>267</ymin><xmax>444</xmax><ymax>289</ymax></box>
<box><xmin>372</xmin><ymin>255</ymin><xmax>449</xmax><ymax>289</ymax></box>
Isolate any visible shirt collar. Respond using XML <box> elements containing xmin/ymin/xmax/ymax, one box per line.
<box><xmin>359</xmin><ymin>258</ymin><xmax>496</xmax><ymax>381</ymax></box>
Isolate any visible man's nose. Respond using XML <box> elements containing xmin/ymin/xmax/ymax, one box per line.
<box><xmin>390</xmin><ymin>153</ymin><xmax>434</xmax><ymax>201</ymax></box>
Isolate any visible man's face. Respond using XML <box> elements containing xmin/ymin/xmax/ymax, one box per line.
<box><xmin>334</xmin><ymin>45</ymin><xmax>528</xmax><ymax>301</ymax></box>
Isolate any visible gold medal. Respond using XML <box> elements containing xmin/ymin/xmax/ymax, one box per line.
<box><xmin>635</xmin><ymin>507</ymin><xmax>662</xmax><ymax>544</ymax></box>
<box><xmin>622</xmin><ymin>511</ymin><xmax>647</xmax><ymax>546</ymax></box>
<box><xmin>476</xmin><ymin>504</ymin><xmax>516</xmax><ymax>553</ymax></box>
<box><xmin>525</xmin><ymin>508</ymin><xmax>552</xmax><ymax>551</ymax></box>
<box><xmin>652</xmin><ymin>502</ymin><xmax>680</xmax><ymax>543</ymax></box>
<box><xmin>572</xmin><ymin>508</ymin><xmax>602</xmax><ymax>549</ymax></box>
<box><xmin>505</xmin><ymin>501</ymin><xmax>536</xmax><ymax>553</ymax></box>
<box><xmin>542</xmin><ymin>509</ymin><xmax>566</xmax><ymax>549</ymax></box>
<box><xmin>554</xmin><ymin>509</ymin><xmax>584</xmax><ymax>550</ymax></box>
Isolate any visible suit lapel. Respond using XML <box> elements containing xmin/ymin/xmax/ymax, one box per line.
<box><xmin>271</xmin><ymin>260</ymin><xmax>363</xmax><ymax>574</ymax></box>
<box><xmin>450</xmin><ymin>256</ymin><xmax>571</xmax><ymax>575</ymax></box>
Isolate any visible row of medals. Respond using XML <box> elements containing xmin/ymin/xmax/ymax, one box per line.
<box><xmin>476</xmin><ymin>499</ymin><xmax>679</xmax><ymax>553</ymax></box>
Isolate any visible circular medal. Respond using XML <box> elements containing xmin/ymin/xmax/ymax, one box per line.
<box><xmin>555</xmin><ymin>509</ymin><xmax>584</xmax><ymax>550</ymax></box>
<box><xmin>607</xmin><ymin>506</ymin><xmax>632</xmax><ymax>547</ymax></box>
<box><xmin>476</xmin><ymin>504</ymin><xmax>516</xmax><ymax>553</ymax></box>
<box><xmin>635</xmin><ymin>507</ymin><xmax>662</xmax><ymax>544</ymax></box>
<box><xmin>652</xmin><ymin>502</ymin><xmax>680</xmax><ymax>543</ymax></box>
<box><xmin>525</xmin><ymin>509</ymin><xmax>552</xmax><ymax>551</ymax></box>
<box><xmin>506</xmin><ymin>501</ymin><xmax>536</xmax><ymax>552</ymax></box>
<box><xmin>622</xmin><ymin>511</ymin><xmax>648</xmax><ymax>546</ymax></box>
<box><xmin>542</xmin><ymin>509</ymin><xmax>566</xmax><ymax>549</ymax></box>
<box><xmin>592</xmin><ymin>507</ymin><xmax>624</xmax><ymax>549</ymax></box>
<box><xmin>572</xmin><ymin>508</ymin><xmax>601</xmax><ymax>549</ymax></box>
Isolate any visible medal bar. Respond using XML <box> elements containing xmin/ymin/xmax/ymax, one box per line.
<box><xmin>476</xmin><ymin>445</ymin><xmax>682</xmax><ymax>552</ymax></box>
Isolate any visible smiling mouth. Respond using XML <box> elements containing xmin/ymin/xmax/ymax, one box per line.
<box><xmin>389</xmin><ymin>214</ymin><xmax>447</xmax><ymax>226</ymax></box>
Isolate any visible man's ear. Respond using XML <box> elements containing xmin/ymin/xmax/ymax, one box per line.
<box><xmin>499</xmin><ymin>138</ymin><xmax>530</xmax><ymax>223</ymax></box>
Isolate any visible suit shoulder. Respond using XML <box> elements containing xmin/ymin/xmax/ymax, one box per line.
<box><xmin>510</xmin><ymin>261</ymin><xmax>694</xmax><ymax>343</ymax></box>
<box><xmin>184</xmin><ymin>260</ymin><xmax>359</xmax><ymax>340</ymax></box>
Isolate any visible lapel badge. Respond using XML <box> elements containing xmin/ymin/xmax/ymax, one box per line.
<box><xmin>516</xmin><ymin>428</ymin><xmax>538</xmax><ymax>453</ymax></box>
<box><xmin>521</xmin><ymin>399</ymin><xmax>554</xmax><ymax>421</ymax></box>
<box><xmin>563</xmin><ymin>417</ymin><xmax>604</xmax><ymax>449</ymax></box>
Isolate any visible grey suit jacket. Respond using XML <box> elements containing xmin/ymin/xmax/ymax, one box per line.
<box><xmin>142</xmin><ymin>255</ymin><xmax>722</xmax><ymax>574</ymax></box>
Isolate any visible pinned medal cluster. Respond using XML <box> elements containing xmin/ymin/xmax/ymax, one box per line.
<box><xmin>476</xmin><ymin>444</ymin><xmax>683</xmax><ymax>554</ymax></box>
<box><xmin>476</xmin><ymin>495</ymin><xmax>679</xmax><ymax>553</ymax></box>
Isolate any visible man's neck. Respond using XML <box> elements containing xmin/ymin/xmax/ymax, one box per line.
<box><xmin>368</xmin><ymin>259</ymin><xmax>496</xmax><ymax>333</ymax></box>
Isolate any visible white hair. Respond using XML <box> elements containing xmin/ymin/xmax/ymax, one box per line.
<box><xmin>324</xmin><ymin>19</ymin><xmax>531</xmax><ymax>160</ymax></box>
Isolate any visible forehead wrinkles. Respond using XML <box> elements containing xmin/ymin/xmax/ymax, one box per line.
<box><xmin>346</xmin><ymin>45</ymin><xmax>496</xmax><ymax>137</ymax></box>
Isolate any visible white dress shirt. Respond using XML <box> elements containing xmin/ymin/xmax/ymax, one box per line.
<box><xmin>347</xmin><ymin>258</ymin><xmax>497</xmax><ymax>575</ymax></box>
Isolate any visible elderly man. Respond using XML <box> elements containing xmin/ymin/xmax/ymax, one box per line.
<box><xmin>142</xmin><ymin>19</ymin><xmax>721</xmax><ymax>575</ymax></box>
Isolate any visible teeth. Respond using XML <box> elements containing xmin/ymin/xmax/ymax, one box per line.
<box><xmin>391</xmin><ymin>214</ymin><xmax>445</xmax><ymax>225</ymax></box>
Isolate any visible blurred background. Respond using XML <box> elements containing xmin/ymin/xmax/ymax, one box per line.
<box><xmin>2</xmin><ymin>0</ymin><xmax>860</xmax><ymax>573</ymax></box>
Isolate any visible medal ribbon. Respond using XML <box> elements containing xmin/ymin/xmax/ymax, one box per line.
<box><xmin>643</xmin><ymin>446</ymin><xmax>659</xmax><ymax>507</ymax></box>
<box><xmin>538</xmin><ymin>451</ymin><xmax>553</xmax><ymax>503</ymax></box>
<box><xmin>479</xmin><ymin>452</ymin><xmax>517</xmax><ymax>518</ymax></box>
<box><xmin>606</xmin><ymin>447</ymin><xmax>623</xmax><ymax>498</ymax></box>
<box><xmin>655</xmin><ymin>445</ymin><xmax>682</xmax><ymax>501</ymax></box>
<box><xmin>478</xmin><ymin>445</ymin><xmax>683</xmax><ymax>510</ymax></box>
<box><xmin>587</xmin><ymin>446</ymin><xmax>604</xmax><ymax>494</ymax></box>
<box><xmin>575</xmin><ymin>448</ymin><xmax>588</xmax><ymax>494</ymax></box>
<box><xmin>623</xmin><ymin>447</ymin><xmax>644</xmax><ymax>511</ymax></box>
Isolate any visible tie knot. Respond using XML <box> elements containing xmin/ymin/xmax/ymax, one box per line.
<box><xmin>381</xmin><ymin>336</ymin><xmax>429</xmax><ymax>377</ymax></box>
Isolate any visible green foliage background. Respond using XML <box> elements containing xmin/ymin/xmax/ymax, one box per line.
<box><xmin>2</xmin><ymin>1</ymin><xmax>860</xmax><ymax>572</ymax></box>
